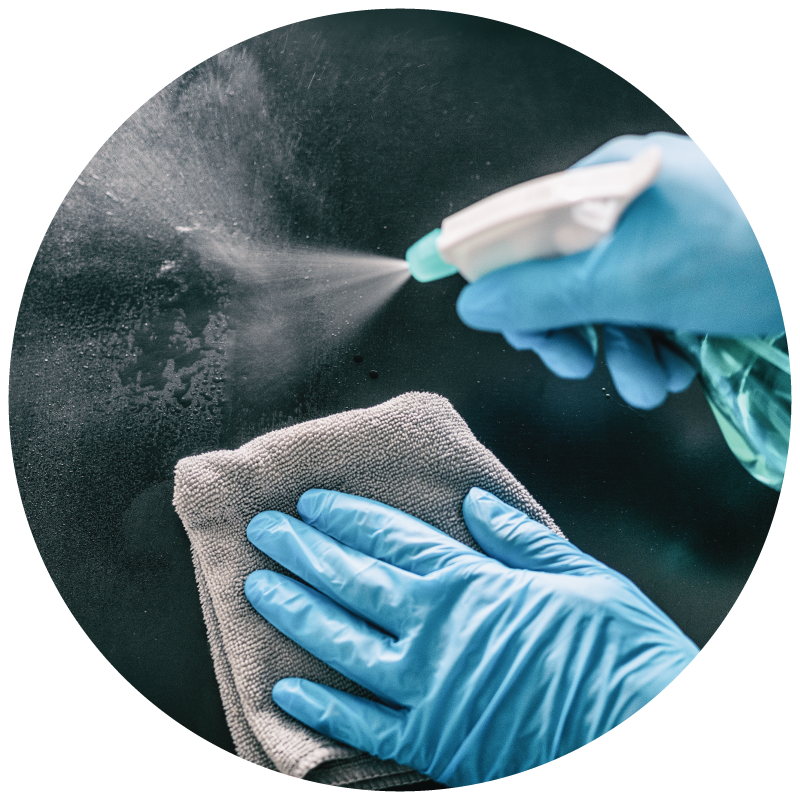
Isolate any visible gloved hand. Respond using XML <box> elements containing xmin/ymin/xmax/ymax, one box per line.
<box><xmin>456</xmin><ymin>132</ymin><xmax>784</xmax><ymax>409</ymax></box>
<box><xmin>245</xmin><ymin>487</ymin><xmax>698</xmax><ymax>786</ymax></box>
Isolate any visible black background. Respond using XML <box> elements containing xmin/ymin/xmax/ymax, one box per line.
<box><xmin>9</xmin><ymin>9</ymin><xmax>778</xmax><ymax>778</ymax></box>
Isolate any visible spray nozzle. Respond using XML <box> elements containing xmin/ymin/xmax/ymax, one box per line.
<box><xmin>405</xmin><ymin>228</ymin><xmax>458</xmax><ymax>282</ymax></box>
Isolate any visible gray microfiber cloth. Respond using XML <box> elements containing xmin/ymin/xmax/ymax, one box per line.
<box><xmin>173</xmin><ymin>391</ymin><xmax>563</xmax><ymax>789</ymax></box>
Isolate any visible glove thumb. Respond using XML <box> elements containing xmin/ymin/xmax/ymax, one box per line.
<box><xmin>463</xmin><ymin>488</ymin><xmax>606</xmax><ymax>576</ymax></box>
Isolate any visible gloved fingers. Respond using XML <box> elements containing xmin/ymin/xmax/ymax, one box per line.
<box><xmin>603</xmin><ymin>325</ymin><xmax>669</xmax><ymax>409</ymax></box>
<box><xmin>297</xmin><ymin>489</ymin><xmax>482</xmax><ymax>576</ymax></box>
<box><xmin>502</xmin><ymin>324</ymin><xmax>597</xmax><ymax>379</ymax></box>
<box><xmin>456</xmin><ymin>247</ymin><xmax>604</xmax><ymax>334</ymax></box>
<box><xmin>248</xmin><ymin>511</ymin><xmax>419</xmax><ymax>637</ymax></box>
<box><xmin>653</xmin><ymin>339</ymin><xmax>697</xmax><ymax>393</ymax></box>
<box><xmin>245</xmin><ymin>569</ymin><xmax>400</xmax><ymax>700</ymax></box>
<box><xmin>462</xmin><ymin>488</ymin><xmax>606</xmax><ymax>575</ymax></box>
<box><xmin>272</xmin><ymin>677</ymin><xmax>407</xmax><ymax>764</ymax></box>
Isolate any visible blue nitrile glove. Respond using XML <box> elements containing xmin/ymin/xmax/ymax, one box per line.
<box><xmin>456</xmin><ymin>132</ymin><xmax>785</xmax><ymax>409</ymax></box>
<box><xmin>245</xmin><ymin>488</ymin><xmax>698</xmax><ymax>786</ymax></box>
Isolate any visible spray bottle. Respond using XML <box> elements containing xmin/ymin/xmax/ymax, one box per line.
<box><xmin>404</xmin><ymin>148</ymin><xmax>789</xmax><ymax>490</ymax></box>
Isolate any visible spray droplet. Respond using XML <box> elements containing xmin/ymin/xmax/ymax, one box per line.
<box><xmin>353</xmin><ymin>354</ymin><xmax>364</xmax><ymax>363</ymax></box>
<box><xmin>369</xmin><ymin>370</ymin><xmax>379</xmax><ymax>379</ymax></box>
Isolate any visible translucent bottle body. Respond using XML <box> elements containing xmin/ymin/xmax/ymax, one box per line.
<box><xmin>665</xmin><ymin>332</ymin><xmax>790</xmax><ymax>490</ymax></box>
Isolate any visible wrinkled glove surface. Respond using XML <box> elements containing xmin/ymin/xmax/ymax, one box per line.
<box><xmin>245</xmin><ymin>487</ymin><xmax>698</xmax><ymax>786</ymax></box>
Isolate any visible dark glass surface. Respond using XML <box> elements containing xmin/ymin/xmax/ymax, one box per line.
<box><xmin>9</xmin><ymin>9</ymin><xmax>778</xmax><ymax>783</ymax></box>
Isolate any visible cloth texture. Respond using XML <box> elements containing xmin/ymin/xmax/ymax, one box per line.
<box><xmin>173</xmin><ymin>391</ymin><xmax>562</xmax><ymax>788</ymax></box>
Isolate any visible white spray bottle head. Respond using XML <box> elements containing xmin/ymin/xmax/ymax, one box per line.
<box><xmin>406</xmin><ymin>145</ymin><xmax>662</xmax><ymax>283</ymax></box>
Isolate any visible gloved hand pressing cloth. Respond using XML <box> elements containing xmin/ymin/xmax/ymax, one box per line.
<box><xmin>246</xmin><ymin>487</ymin><xmax>698</xmax><ymax>786</ymax></box>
